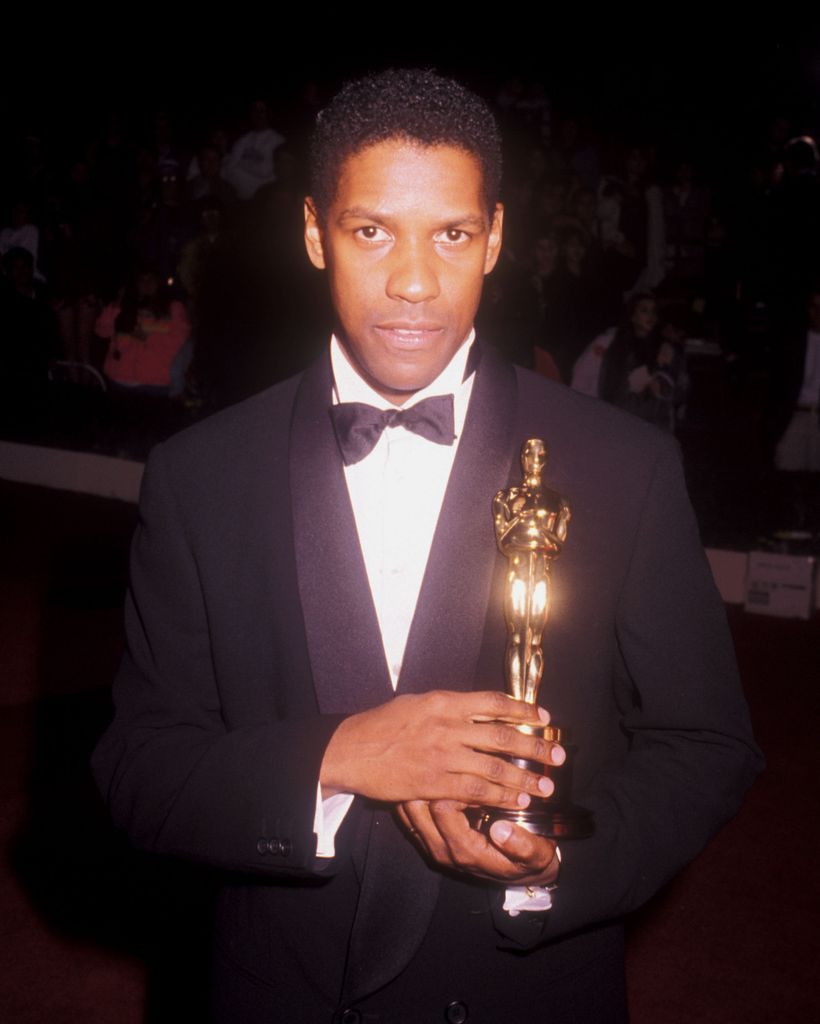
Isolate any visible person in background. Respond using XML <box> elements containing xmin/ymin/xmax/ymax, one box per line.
<box><xmin>773</xmin><ymin>286</ymin><xmax>820</xmax><ymax>471</ymax></box>
<box><xmin>0</xmin><ymin>199</ymin><xmax>44</xmax><ymax>281</ymax></box>
<box><xmin>186</xmin><ymin>144</ymin><xmax>237</xmax><ymax>207</ymax></box>
<box><xmin>598</xmin><ymin>293</ymin><xmax>684</xmax><ymax>432</ymax></box>
<box><xmin>96</xmin><ymin>268</ymin><xmax>188</xmax><ymax>393</ymax></box>
<box><xmin>542</xmin><ymin>228</ymin><xmax>610</xmax><ymax>381</ymax></box>
<box><xmin>598</xmin><ymin>145</ymin><xmax>666</xmax><ymax>299</ymax></box>
<box><xmin>224</xmin><ymin>99</ymin><xmax>285</xmax><ymax>200</ymax></box>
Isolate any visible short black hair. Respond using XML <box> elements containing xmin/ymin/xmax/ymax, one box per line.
<box><xmin>309</xmin><ymin>68</ymin><xmax>502</xmax><ymax>218</ymax></box>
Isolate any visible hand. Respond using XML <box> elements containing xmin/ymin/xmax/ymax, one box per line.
<box><xmin>398</xmin><ymin>799</ymin><xmax>560</xmax><ymax>887</ymax></box>
<box><xmin>320</xmin><ymin>690</ymin><xmax>564</xmax><ymax>813</ymax></box>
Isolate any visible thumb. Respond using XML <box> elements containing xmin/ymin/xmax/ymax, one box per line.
<box><xmin>489</xmin><ymin>820</ymin><xmax>514</xmax><ymax>846</ymax></box>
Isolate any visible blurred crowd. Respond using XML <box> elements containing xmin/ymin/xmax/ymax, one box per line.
<box><xmin>2</xmin><ymin>80</ymin><xmax>820</xmax><ymax>472</ymax></box>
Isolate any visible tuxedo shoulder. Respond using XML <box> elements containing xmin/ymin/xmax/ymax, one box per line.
<box><xmin>513</xmin><ymin>366</ymin><xmax>679</xmax><ymax>463</ymax></box>
<box><xmin>150</xmin><ymin>374</ymin><xmax>302</xmax><ymax>472</ymax></box>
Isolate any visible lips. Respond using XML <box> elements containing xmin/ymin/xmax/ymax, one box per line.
<box><xmin>373</xmin><ymin>321</ymin><xmax>445</xmax><ymax>347</ymax></box>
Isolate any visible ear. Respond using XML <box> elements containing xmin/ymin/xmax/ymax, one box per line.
<box><xmin>484</xmin><ymin>203</ymin><xmax>504</xmax><ymax>275</ymax></box>
<box><xmin>304</xmin><ymin>198</ymin><xmax>326</xmax><ymax>269</ymax></box>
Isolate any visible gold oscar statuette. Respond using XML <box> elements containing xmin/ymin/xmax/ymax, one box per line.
<box><xmin>475</xmin><ymin>439</ymin><xmax>593</xmax><ymax>839</ymax></box>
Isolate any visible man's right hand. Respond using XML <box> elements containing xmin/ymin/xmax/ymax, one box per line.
<box><xmin>319</xmin><ymin>690</ymin><xmax>564</xmax><ymax>811</ymax></box>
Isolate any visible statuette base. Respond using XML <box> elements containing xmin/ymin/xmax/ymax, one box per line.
<box><xmin>472</xmin><ymin>802</ymin><xmax>594</xmax><ymax>840</ymax></box>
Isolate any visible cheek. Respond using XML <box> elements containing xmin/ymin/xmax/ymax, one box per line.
<box><xmin>329</xmin><ymin>269</ymin><xmax>374</xmax><ymax>321</ymax></box>
<box><xmin>461</xmin><ymin>271</ymin><xmax>489</xmax><ymax>315</ymax></box>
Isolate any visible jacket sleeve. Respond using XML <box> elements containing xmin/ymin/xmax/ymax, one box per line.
<box><xmin>91</xmin><ymin>443</ymin><xmax>346</xmax><ymax>878</ymax></box>
<box><xmin>497</xmin><ymin>440</ymin><xmax>763</xmax><ymax>946</ymax></box>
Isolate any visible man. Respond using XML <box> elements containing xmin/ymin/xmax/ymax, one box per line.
<box><xmin>93</xmin><ymin>70</ymin><xmax>762</xmax><ymax>1023</ymax></box>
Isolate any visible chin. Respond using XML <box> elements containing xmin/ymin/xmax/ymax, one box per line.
<box><xmin>383</xmin><ymin>379</ymin><xmax>431</xmax><ymax>400</ymax></box>
<box><xmin>372</xmin><ymin>360</ymin><xmax>436</xmax><ymax>391</ymax></box>
<box><xmin>369</xmin><ymin>369</ymin><xmax>435</xmax><ymax>403</ymax></box>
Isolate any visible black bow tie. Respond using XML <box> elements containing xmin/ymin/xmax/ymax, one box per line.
<box><xmin>330</xmin><ymin>394</ymin><xmax>456</xmax><ymax>466</ymax></box>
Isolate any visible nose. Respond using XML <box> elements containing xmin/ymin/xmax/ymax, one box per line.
<box><xmin>385</xmin><ymin>240</ymin><xmax>440</xmax><ymax>303</ymax></box>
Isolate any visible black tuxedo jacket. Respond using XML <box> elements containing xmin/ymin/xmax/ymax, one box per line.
<box><xmin>93</xmin><ymin>345</ymin><xmax>762</xmax><ymax>1023</ymax></box>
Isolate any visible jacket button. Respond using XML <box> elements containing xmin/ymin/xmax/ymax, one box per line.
<box><xmin>267</xmin><ymin>839</ymin><xmax>282</xmax><ymax>855</ymax></box>
<box><xmin>445</xmin><ymin>1000</ymin><xmax>469</xmax><ymax>1023</ymax></box>
<box><xmin>340</xmin><ymin>1010</ymin><xmax>361</xmax><ymax>1024</ymax></box>
<box><xmin>280</xmin><ymin>838</ymin><xmax>292</xmax><ymax>856</ymax></box>
<box><xmin>256</xmin><ymin>838</ymin><xmax>269</xmax><ymax>855</ymax></box>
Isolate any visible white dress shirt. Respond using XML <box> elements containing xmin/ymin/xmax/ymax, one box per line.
<box><xmin>331</xmin><ymin>333</ymin><xmax>475</xmax><ymax>687</ymax></box>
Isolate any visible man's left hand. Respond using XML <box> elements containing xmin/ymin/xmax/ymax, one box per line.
<box><xmin>398</xmin><ymin>799</ymin><xmax>560</xmax><ymax>887</ymax></box>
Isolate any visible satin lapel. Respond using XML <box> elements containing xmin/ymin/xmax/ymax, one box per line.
<box><xmin>399</xmin><ymin>345</ymin><xmax>518</xmax><ymax>697</ymax></box>
<box><xmin>341</xmin><ymin>348</ymin><xmax>519</xmax><ymax>1008</ymax></box>
<box><xmin>290</xmin><ymin>351</ymin><xmax>393</xmax><ymax>716</ymax></box>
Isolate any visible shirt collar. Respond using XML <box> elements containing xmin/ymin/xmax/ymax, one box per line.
<box><xmin>330</xmin><ymin>330</ymin><xmax>477</xmax><ymax>440</ymax></box>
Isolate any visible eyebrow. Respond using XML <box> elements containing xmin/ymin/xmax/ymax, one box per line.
<box><xmin>336</xmin><ymin>206</ymin><xmax>488</xmax><ymax>229</ymax></box>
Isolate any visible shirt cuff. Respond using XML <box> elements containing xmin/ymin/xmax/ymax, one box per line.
<box><xmin>502</xmin><ymin>844</ymin><xmax>561</xmax><ymax>915</ymax></box>
<box><xmin>313</xmin><ymin>783</ymin><xmax>355</xmax><ymax>858</ymax></box>
<box><xmin>503</xmin><ymin>886</ymin><xmax>555</xmax><ymax>915</ymax></box>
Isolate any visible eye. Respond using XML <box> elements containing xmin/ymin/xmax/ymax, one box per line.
<box><xmin>355</xmin><ymin>225</ymin><xmax>390</xmax><ymax>243</ymax></box>
<box><xmin>435</xmin><ymin>228</ymin><xmax>470</xmax><ymax>245</ymax></box>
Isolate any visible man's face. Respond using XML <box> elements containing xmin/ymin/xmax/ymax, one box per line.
<box><xmin>304</xmin><ymin>140</ymin><xmax>503</xmax><ymax>404</ymax></box>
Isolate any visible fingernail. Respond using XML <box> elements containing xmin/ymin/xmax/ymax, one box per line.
<box><xmin>538</xmin><ymin>707</ymin><xmax>550</xmax><ymax>724</ymax></box>
<box><xmin>517</xmin><ymin>792</ymin><xmax>531</xmax><ymax>808</ymax></box>
<box><xmin>491</xmin><ymin>820</ymin><xmax>513</xmax><ymax>844</ymax></box>
<box><xmin>551</xmin><ymin>745</ymin><xmax>566</xmax><ymax>766</ymax></box>
<box><xmin>538</xmin><ymin>776</ymin><xmax>555</xmax><ymax>796</ymax></box>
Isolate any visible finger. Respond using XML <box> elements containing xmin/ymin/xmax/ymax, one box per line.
<box><xmin>465</xmin><ymin>690</ymin><xmax>550</xmax><ymax>726</ymax></box>
<box><xmin>438</xmin><ymin>765</ymin><xmax>537</xmax><ymax>811</ymax></box>
<box><xmin>468</xmin><ymin>720</ymin><xmax>566</xmax><ymax>771</ymax></box>
<box><xmin>429</xmin><ymin>802</ymin><xmax>559</xmax><ymax>885</ymax></box>
<box><xmin>401</xmin><ymin>799</ymin><xmax>429</xmax><ymax>840</ymax></box>
<box><xmin>396</xmin><ymin>803</ymin><xmax>414</xmax><ymax>833</ymax></box>
<box><xmin>429</xmin><ymin>800</ymin><xmax>527</xmax><ymax>881</ymax></box>
<box><xmin>488</xmin><ymin>820</ymin><xmax>560</xmax><ymax>883</ymax></box>
<box><xmin>447</xmin><ymin>748</ymin><xmax>556</xmax><ymax>802</ymax></box>
<box><xmin>402</xmin><ymin>800</ymin><xmax>453</xmax><ymax>865</ymax></box>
